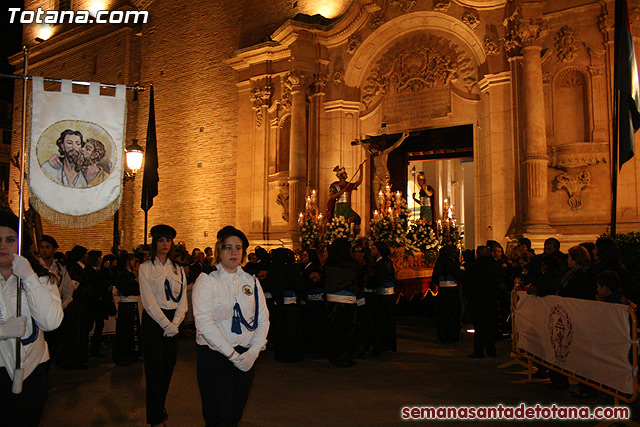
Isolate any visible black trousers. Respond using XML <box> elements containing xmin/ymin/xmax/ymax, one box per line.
<box><xmin>372</xmin><ymin>293</ymin><xmax>397</xmax><ymax>353</ymax></box>
<box><xmin>113</xmin><ymin>301</ymin><xmax>141</xmax><ymax>365</ymax></box>
<box><xmin>197</xmin><ymin>345</ymin><xmax>255</xmax><ymax>427</ymax></box>
<box><xmin>0</xmin><ymin>363</ymin><xmax>48</xmax><ymax>427</ymax></box>
<box><xmin>141</xmin><ymin>310</ymin><xmax>179</xmax><ymax>425</ymax></box>
<box><xmin>473</xmin><ymin>316</ymin><xmax>497</xmax><ymax>356</ymax></box>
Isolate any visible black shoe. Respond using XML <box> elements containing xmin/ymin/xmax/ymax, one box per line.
<box><xmin>468</xmin><ymin>353</ymin><xmax>484</xmax><ymax>358</ymax></box>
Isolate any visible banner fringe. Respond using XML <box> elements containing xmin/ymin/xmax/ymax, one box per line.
<box><xmin>30</xmin><ymin>193</ymin><xmax>121</xmax><ymax>228</ymax></box>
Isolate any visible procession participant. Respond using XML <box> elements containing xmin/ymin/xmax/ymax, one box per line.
<box><xmin>324</xmin><ymin>238</ymin><xmax>361</xmax><ymax>367</ymax></box>
<box><xmin>432</xmin><ymin>245</ymin><xmax>462</xmax><ymax>343</ymax></box>
<box><xmin>139</xmin><ymin>224</ymin><xmax>187</xmax><ymax>427</ymax></box>
<box><xmin>269</xmin><ymin>248</ymin><xmax>303</xmax><ymax>363</ymax></box>
<box><xmin>57</xmin><ymin>245</ymin><xmax>91</xmax><ymax>369</ymax></box>
<box><xmin>112</xmin><ymin>253</ymin><xmax>141</xmax><ymax>366</ymax></box>
<box><xmin>38</xmin><ymin>235</ymin><xmax>74</xmax><ymax>373</ymax></box>
<box><xmin>369</xmin><ymin>241</ymin><xmax>397</xmax><ymax>355</ymax></box>
<box><xmin>193</xmin><ymin>226</ymin><xmax>269</xmax><ymax>427</ymax></box>
<box><xmin>0</xmin><ymin>211</ymin><xmax>63</xmax><ymax>427</ymax></box>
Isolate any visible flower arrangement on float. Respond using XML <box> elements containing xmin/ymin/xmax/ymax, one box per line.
<box><xmin>408</xmin><ymin>219</ymin><xmax>441</xmax><ymax>264</ymax></box>
<box><xmin>370</xmin><ymin>188</ymin><xmax>412</xmax><ymax>250</ymax></box>
<box><xmin>297</xmin><ymin>189</ymin><xmax>323</xmax><ymax>249</ymax></box>
<box><xmin>323</xmin><ymin>215</ymin><xmax>352</xmax><ymax>245</ymax></box>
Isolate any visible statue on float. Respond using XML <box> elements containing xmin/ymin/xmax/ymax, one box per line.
<box><xmin>412</xmin><ymin>171</ymin><xmax>435</xmax><ymax>223</ymax></box>
<box><xmin>325</xmin><ymin>164</ymin><xmax>363</xmax><ymax>233</ymax></box>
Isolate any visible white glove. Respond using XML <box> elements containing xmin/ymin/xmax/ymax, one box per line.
<box><xmin>233</xmin><ymin>347</ymin><xmax>260</xmax><ymax>372</ymax></box>
<box><xmin>163</xmin><ymin>323</ymin><xmax>179</xmax><ymax>337</ymax></box>
<box><xmin>12</xmin><ymin>254</ymin><xmax>36</xmax><ymax>282</ymax></box>
<box><xmin>0</xmin><ymin>316</ymin><xmax>27</xmax><ymax>340</ymax></box>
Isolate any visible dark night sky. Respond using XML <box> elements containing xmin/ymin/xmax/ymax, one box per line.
<box><xmin>1</xmin><ymin>0</ymin><xmax>28</xmax><ymax>102</ymax></box>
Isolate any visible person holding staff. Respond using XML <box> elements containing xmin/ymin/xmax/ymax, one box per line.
<box><xmin>0</xmin><ymin>211</ymin><xmax>63</xmax><ymax>427</ymax></box>
<box><xmin>139</xmin><ymin>224</ymin><xmax>187</xmax><ymax>427</ymax></box>
<box><xmin>193</xmin><ymin>226</ymin><xmax>269</xmax><ymax>427</ymax></box>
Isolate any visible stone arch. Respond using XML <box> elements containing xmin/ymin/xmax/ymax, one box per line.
<box><xmin>345</xmin><ymin>11</ymin><xmax>486</xmax><ymax>90</ymax></box>
<box><xmin>552</xmin><ymin>67</ymin><xmax>591</xmax><ymax>145</ymax></box>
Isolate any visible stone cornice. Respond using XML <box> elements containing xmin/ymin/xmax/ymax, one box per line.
<box><xmin>270</xmin><ymin>0</ymin><xmax>381</xmax><ymax>49</ymax></box>
<box><xmin>453</xmin><ymin>0</ymin><xmax>506</xmax><ymax>10</ymax></box>
<box><xmin>547</xmin><ymin>142</ymin><xmax>609</xmax><ymax>170</ymax></box>
<box><xmin>226</xmin><ymin>42</ymin><xmax>292</xmax><ymax>72</ymax></box>
<box><xmin>478</xmin><ymin>71</ymin><xmax>511</xmax><ymax>93</ymax></box>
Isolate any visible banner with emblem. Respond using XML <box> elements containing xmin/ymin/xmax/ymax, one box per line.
<box><xmin>29</xmin><ymin>77</ymin><xmax>126</xmax><ymax>228</ymax></box>
<box><xmin>515</xmin><ymin>292</ymin><xmax>633</xmax><ymax>394</ymax></box>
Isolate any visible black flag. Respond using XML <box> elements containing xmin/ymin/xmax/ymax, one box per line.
<box><xmin>141</xmin><ymin>85</ymin><xmax>158</xmax><ymax>212</ymax></box>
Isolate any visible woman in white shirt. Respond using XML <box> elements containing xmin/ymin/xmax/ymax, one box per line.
<box><xmin>193</xmin><ymin>226</ymin><xmax>269</xmax><ymax>427</ymax></box>
<box><xmin>0</xmin><ymin>211</ymin><xmax>63</xmax><ymax>427</ymax></box>
<box><xmin>138</xmin><ymin>224</ymin><xmax>187</xmax><ymax>427</ymax></box>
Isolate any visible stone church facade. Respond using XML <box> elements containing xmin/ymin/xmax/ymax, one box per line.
<box><xmin>9</xmin><ymin>0</ymin><xmax>640</xmax><ymax>253</ymax></box>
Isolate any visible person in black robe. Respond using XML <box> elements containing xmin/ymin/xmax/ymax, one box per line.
<box><xmin>113</xmin><ymin>253</ymin><xmax>142</xmax><ymax>366</ymax></box>
<box><xmin>462</xmin><ymin>246</ymin><xmax>499</xmax><ymax>358</ymax></box>
<box><xmin>432</xmin><ymin>244</ymin><xmax>462</xmax><ymax>343</ymax></box>
<box><xmin>369</xmin><ymin>241</ymin><xmax>397</xmax><ymax>355</ymax></box>
<box><xmin>298</xmin><ymin>249</ymin><xmax>325</xmax><ymax>355</ymax></box>
<box><xmin>57</xmin><ymin>245</ymin><xmax>91</xmax><ymax>369</ymax></box>
<box><xmin>269</xmin><ymin>248</ymin><xmax>303</xmax><ymax>362</ymax></box>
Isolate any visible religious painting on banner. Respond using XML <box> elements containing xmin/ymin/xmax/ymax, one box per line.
<box><xmin>29</xmin><ymin>77</ymin><xmax>126</xmax><ymax>228</ymax></box>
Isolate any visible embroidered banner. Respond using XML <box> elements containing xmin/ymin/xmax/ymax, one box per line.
<box><xmin>29</xmin><ymin>77</ymin><xmax>126</xmax><ymax>227</ymax></box>
<box><xmin>515</xmin><ymin>292</ymin><xmax>633</xmax><ymax>394</ymax></box>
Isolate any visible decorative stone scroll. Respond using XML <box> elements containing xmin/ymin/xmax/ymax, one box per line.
<box><xmin>362</xmin><ymin>33</ymin><xmax>476</xmax><ymax>108</ymax></box>
<box><xmin>275</xmin><ymin>184</ymin><xmax>290</xmax><ymax>222</ymax></box>
<box><xmin>389</xmin><ymin>0</ymin><xmax>416</xmax><ymax>12</ymax></box>
<box><xmin>554</xmin><ymin>170</ymin><xmax>590</xmax><ymax>211</ymax></box>
<box><xmin>555</xmin><ymin>26</ymin><xmax>579</xmax><ymax>63</ymax></box>
<box><xmin>347</xmin><ymin>35</ymin><xmax>361</xmax><ymax>54</ymax></box>
<box><xmin>433</xmin><ymin>0</ymin><xmax>451</xmax><ymax>12</ymax></box>
<box><xmin>369</xmin><ymin>14</ymin><xmax>385</xmax><ymax>29</ymax></box>
<box><xmin>281</xmin><ymin>70</ymin><xmax>304</xmax><ymax>110</ymax></box>
<box><xmin>251</xmin><ymin>86</ymin><xmax>272</xmax><ymax>128</ymax></box>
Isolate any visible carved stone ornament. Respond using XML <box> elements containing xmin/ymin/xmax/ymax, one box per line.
<box><xmin>389</xmin><ymin>0</ymin><xmax>416</xmax><ymax>12</ymax></box>
<box><xmin>370</xmin><ymin>14</ymin><xmax>385</xmax><ymax>29</ymax></box>
<box><xmin>588</xmin><ymin>65</ymin><xmax>603</xmax><ymax>78</ymax></box>
<box><xmin>332</xmin><ymin>69</ymin><xmax>345</xmax><ymax>85</ymax></box>
<box><xmin>347</xmin><ymin>35</ymin><xmax>361</xmax><ymax>54</ymax></box>
<box><xmin>275</xmin><ymin>185</ymin><xmax>290</xmax><ymax>222</ymax></box>
<box><xmin>310</xmin><ymin>75</ymin><xmax>328</xmax><ymax>94</ymax></box>
<box><xmin>462</xmin><ymin>11</ymin><xmax>480</xmax><ymax>29</ymax></box>
<box><xmin>555</xmin><ymin>26</ymin><xmax>579</xmax><ymax>63</ymax></box>
<box><xmin>554</xmin><ymin>170</ymin><xmax>590</xmax><ymax>211</ymax></box>
<box><xmin>515</xmin><ymin>18</ymin><xmax>549</xmax><ymax>47</ymax></box>
<box><xmin>484</xmin><ymin>35</ymin><xmax>500</xmax><ymax>56</ymax></box>
<box><xmin>433</xmin><ymin>0</ymin><xmax>451</xmax><ymax>12</ymax></box>
<box><xmin>281</xmin><ymin>70</ymin><xmax>304</xmax><ymax>110</ymax></box>
<box><xmin>503</xmin><ymin>30</ymin><xmax>520</xmax><ymax>53</ymax></box>
<box><xmin>251</xmin><ymin>86</ymin><xmax>272</xmax><ymax>128</ymax></box>
<box><xmin>362</xmin><ymin>34</ymin><xmax>476</xmax><ymax>107</ymax></box>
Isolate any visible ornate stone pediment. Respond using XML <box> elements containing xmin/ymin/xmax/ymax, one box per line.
<box><xmin>362</xmin><ymin>34</ymin><xmax>477</xmax><ymax>108</ymax></box>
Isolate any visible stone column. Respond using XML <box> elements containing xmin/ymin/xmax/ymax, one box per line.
<box><xmin>250</xmin><ymin>84</ymin><xmax>272</xmax><ymax>241</ymax></box>
<box><xmin>287</xmin><ymin>71</ymin><xmax>308</xmax><ymax>234</ymax></box>
<box><xmin>518</xmin><ymin>8</ymin><xmax>551</xmax><ymax>231</ymax></box>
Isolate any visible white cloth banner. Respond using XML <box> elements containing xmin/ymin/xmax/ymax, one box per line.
<box><xmin>515</xmin><ymin>292</ymin><xmax>633</xmax><ymax>394</ymax></box>
<box><xmin>29</xmin><ymin>77</ymin><xmax>126</xmax><ymax>227</ymax></box>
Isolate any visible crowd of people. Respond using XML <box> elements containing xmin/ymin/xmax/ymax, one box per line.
<box><xmin>430</xmin><ymin>236</ymin><xmax>637</xmax><ymax>398</ymax></box>
<box><xmin>2</xmin><ymin>212</ymin><xmax>637</xmax><ymax>425</ymax></box>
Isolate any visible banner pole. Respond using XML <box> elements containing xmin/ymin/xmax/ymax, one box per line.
<box><xmin>13</xmin><ymin>46</ymin><xmax>29</xmax><ymax>394</ymax></box>
<box><xmin>612</xmin><ymin>89</ymin><xmax>620</xmax><ymax>239</ymax></box>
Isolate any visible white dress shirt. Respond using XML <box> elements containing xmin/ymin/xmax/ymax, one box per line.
<box><xmin>0</xmin><ymin>273</ymin><xmax>63</xmax><ymax>380</ymax></box>
<box><xmin>139</xmin><ymin>258</ymin><xmax>187</xmax><ymax>329</ymax></box>
<box><xmin>193</xmin><ymin>264</ymin><xmax>269</xmax><ymax>357</ymax></box>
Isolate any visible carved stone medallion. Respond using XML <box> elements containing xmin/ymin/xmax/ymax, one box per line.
<box><xmin>555</xmin><ymin>26</ymin><xmax>579</xmax><ymax>63</ymax></box>
<box><xmin>554</xmin><ymin>170</ymin><xmax>590</xmax><ymax>211</ymax></box>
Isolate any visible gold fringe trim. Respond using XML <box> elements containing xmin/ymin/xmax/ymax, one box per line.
<box><xmin>30</xmin><ymin>192</ymin><xmax>122</xmax><ymax>229</ymax></box>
